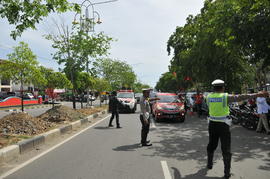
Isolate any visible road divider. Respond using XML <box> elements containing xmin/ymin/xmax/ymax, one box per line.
<box><xmin>0</xmin><ymin>109</ymin><xmax>108</xmax><ymax>164</ymax></box>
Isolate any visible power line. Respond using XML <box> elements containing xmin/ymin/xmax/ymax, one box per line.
<box><xmin>0</xmin><ymin>43</ymin><xmax>54</xmax><ymax>61</ymax></box>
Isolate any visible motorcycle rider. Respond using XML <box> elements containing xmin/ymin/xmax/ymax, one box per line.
<box><xmin>206</xmin><ymin>79</ymin><xmax>267</xmax><ymax>179</ymax></box>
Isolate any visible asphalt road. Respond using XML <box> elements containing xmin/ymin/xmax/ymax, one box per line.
<box><xmin>1</xmin><ymin>108</ymin><xmax>270</xmax><ymax>179</ymax></box>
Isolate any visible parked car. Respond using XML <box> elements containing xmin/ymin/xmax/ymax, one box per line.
<box><xmin>83</xmin><ymin>94</ymin><xmax>96</xmax><ymax>102</ymax></box>
<box><xmin>117</xmin><ymin>90</ymin><xmax>137</xmax><ymax>113</ymax></box>
<box><xmin>152</xmin><ymin>93</ymin><xmax>186</xmax><ymax>122</ymax></box>
<box><xmin>135</xmin><ymin>93</ymin><xmax>143</xmax><ymax>103</ymax></box>
<box><xmin>23</xmin><ymin>93</ymin><xmax>34</xmax><ymax>99</ymax></box>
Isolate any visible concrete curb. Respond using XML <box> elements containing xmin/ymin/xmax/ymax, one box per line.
<box><xmin>0</xmin><ymin>109</ymin><xmax>108</xmax><ymax>163</ymax></box>
<box><xmin>3</xmin><ymin>104</ymin><xmax>54</xmax><ymax>112</ymax></box>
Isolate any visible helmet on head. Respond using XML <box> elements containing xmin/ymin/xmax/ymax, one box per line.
<box><xmin>211</xmin><ymin>79</ymin><xmax>225</xmax><ymax>86</ymax></box>
<box><xmin>142</xmin><ymin>88</ymin><xmax>151</xmax><ymax>92</ymax></box>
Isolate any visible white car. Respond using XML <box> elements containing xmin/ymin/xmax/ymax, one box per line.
<box><xmin>117</xmin><ymin>90</ymin><xmax>137</xmax><ymax>113</ymax></box>
<box><xmin>24</xmin><ymin>93</ymin><xmax>34</xmax><ymax>99</ymax></box>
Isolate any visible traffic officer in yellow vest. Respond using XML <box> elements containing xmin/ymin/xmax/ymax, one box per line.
<box><xmin>206</xmin><ymin>79</ymin><xmax>268</xmax><ymax>179</ymax></box>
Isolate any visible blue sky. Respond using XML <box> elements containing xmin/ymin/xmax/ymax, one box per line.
<box><xmin>0</xmin><ymin>0</ymin><xmax>204</xmax><ymax>87</ymax></box>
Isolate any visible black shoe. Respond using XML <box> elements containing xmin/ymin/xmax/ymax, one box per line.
<box><xmin>207</xmin><ymin>153</ymin><xmax>214</xmax><ymax>169</ymax></box>
<box><xmin>224</xmin><ymin>173</ymin><xmax>231</xmax><ymax>179</ymax></box>
<box><xmin>142</xmin><ymin>143</ymin><xmax>152</xmax><ymax>147</ymax></box>
<box><xmin>116</xmin><ymin>126</ymin><xmax>122</xmax><ymax>128</ymax></box>
<box><xmin>146</xmin><ymin>140</ymin><xmax>150</xmax><ymax>143</ymax></box>
<box><xmin>108</xmin><ymin>124</ymin><xmax>113</xmax><ymax>127</ymax></box>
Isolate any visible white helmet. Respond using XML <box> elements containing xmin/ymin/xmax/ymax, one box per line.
<box><xmin>211</xmin><ymin>79</ymin><xmax>225</xmax><ymax>86</ymax></box>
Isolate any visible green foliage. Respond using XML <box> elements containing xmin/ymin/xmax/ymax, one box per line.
<box><xmin>93</xmin><ymin>58</ymin><xmax>137</xmax><ymax>90</ymax></box>
<box><xmin>0</xmin><ymin>0</ymin><xmax>80</xmax><ymax>39</ymax></box>
<box><xmin>133</xmin><ymin>82</ymin><xmax>151</xmax><ymax>93</ymax></box>
<box><xmin>39</xmin><ymin>66</ymin><xmax>72</xmax><ymax>90</ymax></box>
<box><xmin>161</xmin><ymin>0</ymin><xmax>266</xmax><ymax>92</ymax></box>
<box><xmin>45</xmin><ymin>22</ymin><xmax>113</xmax><ymax>95</ymax></box>
<box><xmin>74</xmin><ymin>72</ymin><xmax>95</xmax><ymax>94</ymax></box>
<box><xmin>93</xmin><ymin>78</ymin><xmax>111</xmax><ymax>93</ymax></box>
<box><xmin>0</xmin><ymin>41</ymin><xmax>46</xmax><ymax>87</ymax></box>
<box><xmin>155</xmin><ymin>72</ymin><xmax>178</xmax><ymax>93</ymax></box>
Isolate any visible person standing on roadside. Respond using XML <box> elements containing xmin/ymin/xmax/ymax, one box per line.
<box><xmin>256</xmin><ymin>91</ymin><xmax>270</xmax><ymax>134</ymax></box>
<box><xmin>206</xmin><ymin>79</ymin><xmax>267</xmax><ymax>179</ymax></box>
<box><xmin>195</xmin><ymin>90</ymin><xmax>204</xmax><ymax>117</ymax></box>
<box><xmin>108</xmin><ymin>91</ymin><xmax>121</xmax><ymax>128</ymax></box>
<box><xmin>140</xmin><ymin>88</ymin><xmax>159</xmax><ymax>147</ymax></box>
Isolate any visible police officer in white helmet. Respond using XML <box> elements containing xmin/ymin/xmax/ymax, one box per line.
<box><xmin>140</xmin><ymin>88</ymin><xmax>159</xmax><ymax>146</ymax></box>
<box><xmin>206</xmin><ymin>79</ymin><xmax>268</xmax><ymax>179</ymax></box>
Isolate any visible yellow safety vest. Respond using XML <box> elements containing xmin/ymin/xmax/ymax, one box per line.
<box><xmin>206</xmin><ymin>93</ymin><xmax>229</xmax><ymax>122</ymax></box>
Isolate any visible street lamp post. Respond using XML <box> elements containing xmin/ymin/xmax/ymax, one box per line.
<box><xmin>74</xmin><ymin>0</ymin><xmax>117</xmax><ymax>107</ymax></box>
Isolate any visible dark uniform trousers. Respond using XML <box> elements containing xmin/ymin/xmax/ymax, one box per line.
<box><xmin>140</xmin><ymin>114</ymin><xmax>150</xmax><ymax>144</ymax></box>
<box><xmin>109</xmin><ymin>111</ymin><xmax>120</xmax><ymax>127</ymax></box>
<box><xmin>207</xmin><ymin>120</ymin><xmax>232</xmax><ymax>175</ymax></box>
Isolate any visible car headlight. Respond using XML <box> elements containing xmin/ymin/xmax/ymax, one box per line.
<box><xmin>157</xmin><ymin>105</ymin><xmax>162</xmax><ymax>110</ymax></box>
<box><xmin>176</xmin><ymin>105</ymin><xmax>184</xmax><ymax>111</ymax></box>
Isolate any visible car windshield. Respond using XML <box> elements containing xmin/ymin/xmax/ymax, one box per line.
<box><xmin>117</xmin><ymin>93</ymin><xmax>134</xmax><ymax>98</ymax></box>
<box><xmin>157</xmin><ymin>95</ymin><xmax>179</xmax><ymax>103</ymax></box>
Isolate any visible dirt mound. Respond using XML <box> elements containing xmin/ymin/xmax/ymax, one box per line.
<box><xmin>0</xmin><ymin>112</ymin><xmax>55</xmax><ymax>135</ymax></box>
<box><xmin>77</xmin><ymin>106</ymin><xmax>107</xmax><ymax>116</ymax></box>
<box><xmin>38</xmin><ymin>105</ymin><xmax>86</xmax><ymax>122</ymax></box>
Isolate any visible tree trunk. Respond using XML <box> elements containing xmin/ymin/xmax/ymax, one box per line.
<box><xmin>21</xmin><ymin>80</ymin><xmax>24</xmax><ymax>112</ymax></box>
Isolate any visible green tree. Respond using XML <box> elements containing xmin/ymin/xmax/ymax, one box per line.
<box><xmin>133</xmin><ymin>82</ymin><xmax>151</xmax><ymax>93</ymax></box>
<box><xmin>165</xmin><ymin>0</ymin><xmax>258</xmax><ymax>92</ymax></box>
<box><xmin>0</xmin><ymin>0</ymin><xmax>80</xmax><ymax>39</ymax></box>
<box><xmin>93</xmin><ymin>58</ymin><xmax>137</xmax><ymax>90</ymax></box>
<box><xmin>45</xmin><ymin>21</ymin><xmax>112</xmax><ymax>109</ymax></box>
<box><xmin>74</xmin><ymin>72</ymin><xmax>95</xmax><ymax>94</ymax></box>
<box><xmin>155</xmin><ymin>72</ymin><xmax>178</xmax><ymax>92</ymax></box>
<box><xmin>39</xmin><ymin>66</ymin><xmax>72</xmax><ymax>107</ymax></box>
<box><xmin>94</xmin><ymin>78</ymin><xmax>111</xmax><ymax>92</ymax></box>
<box><xmin>0</xmin><ymin>41</ymin><xmax>46</xmax><ymax>111</ymax></box>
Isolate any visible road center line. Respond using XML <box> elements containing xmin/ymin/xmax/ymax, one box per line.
<box><xmin>161</xmin><ymin>161</ymin><xmax>172</xmax><ymax>179</ymax></box>
<box><xmin>0</xmin><ymin>115</ymin><xmax>111</xmax><ymax>179</ymax></box>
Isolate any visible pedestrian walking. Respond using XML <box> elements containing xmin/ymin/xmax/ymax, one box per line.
<box><xmin>256</xmin><ymin>92</ymin><xmax>270</xmax><ymax>134</ymax></box>
<box><xmin>206</xmin><ymin>79</ymin><xmax>267</xmax><ymax>179</ymax></box>
<box><xmin>139</xmin><ymin>88</ymin><xmax>159</xmax><ymax>147</ymax></box>
<box><xmin>108</xmin><ymin>91</ymin><xmax>121</xmax><ymax>128</ymax></box>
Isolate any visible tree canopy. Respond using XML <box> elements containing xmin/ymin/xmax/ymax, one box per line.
<box><xmin>0</xmin><ymin>0</ymin><xmax>80</xmax><ymax>39</ymax></box>
<box><xmin>93</xmin><ymin>58</ymin><xmax>137</xmax><ymax>90</ymax></box>
<box><xmin>158</xmin><ymin>0</ymin><xmax>269</xmax><ymax>93</ymax></box>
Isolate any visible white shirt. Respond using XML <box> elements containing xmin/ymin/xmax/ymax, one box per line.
<box><xmin>140</xmin><ymin>96</ymin><xmax>150</xmax><ymax>120</ymax></box>
<box><xmin>256</xmin><ymin>97</ymin><xmax>270</xmax><ymax>114</ymax></box>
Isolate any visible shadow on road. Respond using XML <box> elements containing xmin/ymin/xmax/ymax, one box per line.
<box><xmin>113</xmin><ymin>143</ymin><xmax>141</xmax><ymax>151</ymax></box>
<box><xmin>172</xmin><ymin>167</ymin><xmax>222</xmax><ymax>179</ymax></box>
<box><xmin>145</xmin><ymin>114</ymin><xmax>270</xmax><ymax>171</ymax></box>
<box><xmin>94</xmin><ymin>126</ymin><xmax>115</xmax><ymax>130</ymax></box>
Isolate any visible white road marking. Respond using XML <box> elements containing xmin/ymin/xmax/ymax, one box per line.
<box><xmin>161</xmin><ymin>161</ymin><xmax>172</xmax><ymax>179</ymax></box>
<box><xmin>150</xmin><ymin>117</ymin><xmax>156</xmax><ymax>128</ymax></box>
<box><xmin>0</xmin><ymin>115</ymin><xmax>111</xmax><ymax>179</ymax></box>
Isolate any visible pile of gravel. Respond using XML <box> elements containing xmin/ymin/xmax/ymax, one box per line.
<box><xmin>0</xmin><ymin>112</ymin><xmax>55</xmax><ymax>135</ymax></box>
<box><xmin>38</xmin><ymin>105</ymin><xmax>86</xmax><ymax>123</ymax></box>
